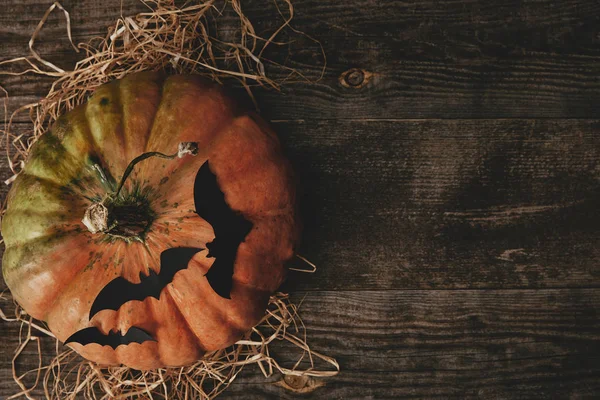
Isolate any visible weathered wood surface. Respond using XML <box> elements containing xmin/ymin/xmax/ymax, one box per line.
<box><xmin>2</xmin><ymin>290</ymin><xmax>600</xmax><ymax>398</ymax></box>
<box><xmin>1</xmin><ymin>0</ymin><xmax>600</xmax><ymax>399</ymax></box>
<box><xmin>2</xmin><ymin>0</ymin><xmax>600</xmax><ymax>120</ymax></box>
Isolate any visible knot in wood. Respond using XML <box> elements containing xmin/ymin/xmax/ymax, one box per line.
<box><xmin>346</xmin><ymin>69</ymin><xmax>364</xmax><ymax>86</ymax></box>
<box><xmin>276</xmin><ymin>374</ymin><xmax>325</xmax><ymax>393</ymax></box>
<box><xmin>340</xmin><ymin>68</ymin><xmax>372</xmax><ymax>88</ymax></box>
<box><xmin>284</xmin><ymin>375</ymin><xmax>310</xmax><ymax>390</ymax></box>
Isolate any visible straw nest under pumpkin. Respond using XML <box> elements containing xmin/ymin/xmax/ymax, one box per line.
<box><xmin>0</xmin><ymin>1</ymin><xmax>337</xmax><ymax>399</ymax></box>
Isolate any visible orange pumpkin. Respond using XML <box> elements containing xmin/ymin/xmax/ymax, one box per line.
<box><xmin>1</xmin><ymin>72</ymin><xmax>300</xmax><ymax>369</ymax></box>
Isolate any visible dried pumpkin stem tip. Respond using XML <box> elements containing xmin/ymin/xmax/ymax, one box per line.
<box><xmin>82</xmin><ymin>142</ymin><xmax>199</xmax><ymax>235</ymax></box>
<box><xmin>82</xmin><ymin>203</ymin><xmax>109</xmax><ymax>234</ymax></box>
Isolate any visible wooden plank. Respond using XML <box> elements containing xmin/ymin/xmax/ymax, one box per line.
<box><xmin>280</xmin><ymin>118</ymin><xmax>600</xmax><ymax>290</ymax></box>
<box><xmin>1</xmin><ymin>0</ymin><xmax>600</xmax><ymax>120</ymax></box>
<box><xmin>2</xmin><ymin>0</ymin><xmax>599</xmax><ymax>55</ymax></box>
<box><xmin>1</xmin><ymin>289</ymin><xmax>599</xmax><ymax>398</ymax></box>
<box><xmin>281</xmin><ymin>118</ymin><xmax>600</xmax><ymax>291</ymax></box>
<box><xmin>1</xmin><ymin>118</ymin><xmax>599</xmax><ymax>291</ymax></box>
<box><xmin>3</xmin><ymin>0</ymin><xmax>600</xmax><ymax>40</ymax></box>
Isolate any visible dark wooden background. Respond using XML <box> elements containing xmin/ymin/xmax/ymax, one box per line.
<box><xmin>1</xmin><ymin>0</ymin><xmax>600</xmax><ymax>398</ymax></box>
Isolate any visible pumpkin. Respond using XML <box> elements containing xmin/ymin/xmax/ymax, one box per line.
<box><xmin>1</xmin><ymin>72</ymin><xmax>300</xmax><ymax>370</ymax></box>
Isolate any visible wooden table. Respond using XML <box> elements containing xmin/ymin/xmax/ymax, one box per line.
<box><xmin>1</xmin><ymin>0</ymin><xmax>599</xmax><ymax>398</ymax></box>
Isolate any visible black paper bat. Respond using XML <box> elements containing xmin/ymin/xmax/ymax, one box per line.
<box><xmin>194</xmin><ymin>161</ymin><xmax>253</xmax><ymax>299</ymax></box>
<box><xmin>89</xmin><ymin>247</ymin><xmax>202</xmax><ymax>319</ymax></box>
<box><xmin>65</xmin><ymin>326</ymin><xmax>156</xmax><ymax>349</ymax></box>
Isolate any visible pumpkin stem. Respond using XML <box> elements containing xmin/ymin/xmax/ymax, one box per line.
<box><xmin>82</xmin><ymin>142</ymin><xmax>199</xmax><ymax>237</ymax></box>
<box><xmin>114</xmin><ymin>142</ymin><xmax>199</xmax><ymax>198</ymax></box>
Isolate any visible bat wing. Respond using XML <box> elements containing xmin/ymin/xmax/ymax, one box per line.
<box><xmin>194</xmin><ymin>161</ymin><xmax>253</xmax><ymax>299</ymax></box>
<box><xmin>89</xmin><ymin>274</ymin><xmax>156</xmax><ymax>319</ymax></box>
<box><xmin>194</xmin><ymin>161</ymin><xmax>253</xmax><ymax>239</ymax></box>
<box><xmin>159</xmin><ymin>247</ymin><xmax>204</xmax><ymax>283</ymax></box>
<box><xmin>65</xmin><ymin>326</ymin><xmax>155</xmax><ymax>349</ymax></box>
<box><xmin>89</xmin><ymin>247</ymin><xmax>202</xmax><ymax>319</ymax></box>
<box><xmin>204</xmin><ymin>244</ymin><xmax>236</xmax><ymax>299</ymax></box>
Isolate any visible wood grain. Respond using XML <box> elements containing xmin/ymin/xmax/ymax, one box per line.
<box><xmin>2</xmin><ymin>290</ymin><xmax>599</xmax><ymax>399</ymax></box>
<box><xmin>1</xmin><ymin>0</ymin><xmax>600</xmax><ymax>120</ymax></box>
<box><xmin>276</xmin><ymin>118</ymin><xmax>600</xmax><ymax>291</ymax></box>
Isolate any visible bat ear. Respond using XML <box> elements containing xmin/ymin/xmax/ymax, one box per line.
<box><xmin>194</xmin><ymin>161</ymin><xmax>213</xmax><ymax>210</ymax></box>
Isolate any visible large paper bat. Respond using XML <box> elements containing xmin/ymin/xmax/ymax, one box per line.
<box><xmin>89</xmin><ymin>247</ymin><xmax>202</xmax><ymax>319</ymax></box>
<box><xmin>194</xmin><ymin>161</ymin><xmax>253</xmax><ymax>299</ymax></box>
<box><xmin>65</xmin><ymin>326</ymin><xmax>156</xmax><ymax>349</ymax></box>
<box><xmin>87</xmin><ymin>161</ymin><xmax>250</xmax><ymax>321</ymax></box>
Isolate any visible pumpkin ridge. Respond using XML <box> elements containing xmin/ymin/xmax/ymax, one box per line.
<box><xmin>2</xmin><ymin>225</ymin><xmax>83</xmax><ymax>251</ymax></box>
<box><xmin>2</xmin><ymin>229</ymin><xmax>86</xmax><ymax>274</ymax></box>
<box><xmin>147</xmin><ymin>156</ymin><xmax>207</xmax><ymax>199</ymax></box>
<box><xmin>65</xmin><ymin>106</ymin><xmax>106</xmax><ymax>174</ymax></box>
<box><xmin>164</xmin><ymin>287</ymin><xmax>208</xmax><ymax>352</ymax></box>
<box><xmin>137</xmin><ymin>73</ymin><xmax>166</xmax><ymax>155</ymax></box>
<box><xmin>51</xmin><ymin>109</ymin><xmax>100</xmax><ymax>171</ymax></box>
<box><xmin>231</xmin><ymin>271</ymin><xmax>278</xmax><ymax>294</ymax></box>
<box><xmin>2</xmin><ymin>188</ymin><xmax>85</xmax><ymax>237</ymax></box>
<box><xmin>140</xmin><ymin>76</ymin><xmax>236</xmax><ymax>163</ymax></box>
<box><xmin>2</xmin><ymin>208</ymin><xmax>79</xmax><ymax>222</ymax></box>
<box><xmin>16</xmin><ymin>168</ymin><xmax>105</xmax><ymax>213</ymax></box>
<box><xmin>113</xmin><ymin>81</ymin><xmax>128</xmax><ymax>160</ymax></box>
<box><xmin>174</xmin><ymin>257</ymin><xmax>239</xmax><ymax>349</ymax></box>
<box><xmin>6</xmin><ymin>239</ymin><xmax>94</xmax><ymax>321</ymax></box>
<box><xmin>214</xmin><ymin>280</ymin><xmax>270</xmax><ymax>336</ymax></box>
<box><xmin>23</xmin><ymin>134</ymin><xmax>90</xmax><ymax>187</ymax></box>
<box><xmin>142</xmin><ymin>96</ymin><xmax>243</xmax><ymax>204</ymax></box>
<box><xmin>142</xmin><ymin>75</ymin><xmax>180</xmax><ymax>154</ymax></box>
<box><xmin>130</xmin><ymin>233</ymin><xmax>162</xmax><ymax>280</ymax></box>
<box><xmin>115</xmin><ymin>73</ymin><xmax>166</xmax><ymax>161</ymax></box>
<box><xmin>52</xmin><ymin>109</ymin><xmax>119</xmax><ymax>197</ymax></box>
<box><xmin>214</xmin><ymin>289</ymin><xmax>251</xmax><ymax>334</ymax></box>
<box><xmin>146</xmin><ymin>218</ymin><xmax>214</xmax><ymax>252</ymax></box>
<box><xmin>43</xmin><ymin>244</ymin><xmax>126</xmax><ymax>330</ymax></box>
<box><xmin>48</xmin><ymin>268</ymin><xmax>102</xmax><ymax>324</ymax></box>
<box><xmin>204</xmin><ymin>113</ymin><xmax>294</xmax><ymax>220</ymax></box>
<box><xmin>15</xmin><ymin>172</ymin><xmax>76</xmax><ymax>197</ymax></box>
<box><xmin>84</xmin><ymin>84</ymin><xmax>129</xmax><ymax>180</ymax></box>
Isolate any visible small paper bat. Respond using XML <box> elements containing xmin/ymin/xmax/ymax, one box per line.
<box><xmin>65</xmin><ymin>326</ymin><xmax>156</xmax><ymax>349</ymax></box>
<box><xmin>194</xmin><ymin>161</ymin><xmax>253</xmax><ymax>299</ymax></box>
<box><xmin>89</xmin><ymin>247</ymin><xmax>202</xmax><ymax>319</ymax></box>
